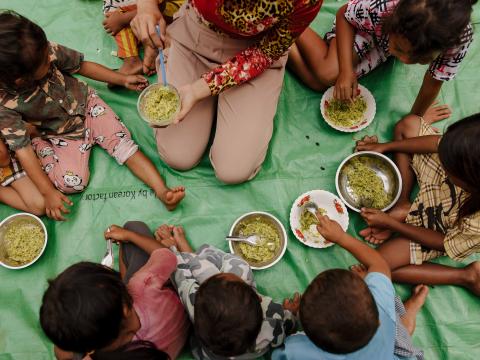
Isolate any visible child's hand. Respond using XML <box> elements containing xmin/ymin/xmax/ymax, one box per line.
<box><xmin>45</xmin><ymin>189</ymin><xmax>72</xmax><ymax>221</ymax></box>
<box><xmin>103</xmin><ymin>12</ymin><xmax>128</xmax><ymax>36</ymax></box>
<box><xmin>423</xmin><ymin>101</ymin><xmax>451</xmax><ymax>125</ymax></box>
<box><xmin>334</xmin><ymin>69</ymin><xmax>358</xmax><ymax>101</ymax></box>
<box><xmin>355</xmin><ymin>135</ymin><xmax>387</xmax><ymax>153</ymax></box>
<box><xmin>124</xmin><ymin>75</ymin><xmax>149</xmax><ymax>91</ymax></box>
<box><xmin>316</xmin><ymin>215</ymin><xmax>347</xmax><ymax>243</ymax></box>
<box><xmin>283</xmin><ymin>292</ymin><xmax>301</xmax><ymax>316</ymax></box>
<box><xmin>105</xmin><ymin>225</ymin><xmax>131</xmax><ymax>243</ymax></box>
<box><xmin>360</xmin><ymin>208</ymin><xmax>395</xmax><ymax>229</ymax></box>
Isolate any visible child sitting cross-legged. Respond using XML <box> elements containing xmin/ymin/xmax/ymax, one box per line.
<box><xmin>39</xmin><ymin>221</ymin><xmax>190</xmax><ymax>360</ymax></box>
<box><xmin>273</xmin><ymin>215</ymin><xmax>427</xmax><ymax>360</ymax></box>
<box><xmin>0</xmin><ymin>11</ymin><xmax>185</xmax><ymax>221</ymax></box>
<box><xmin>355</xmin><ymin>110</ymin><xmax>480</xmax><ymax>294</ymax></box>
<box><xmin>150</xmin><ymin>223</ymin><xmax>300</xmax><ymax>359</ymax></box>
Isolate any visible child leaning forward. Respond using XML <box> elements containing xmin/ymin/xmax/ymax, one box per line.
<box><xmin>0</xmin><ymin>11</ymin><xmax>184</xmax><ymax>220</ymax></box>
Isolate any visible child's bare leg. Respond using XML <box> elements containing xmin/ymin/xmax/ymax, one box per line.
<box><xmin>0</xmin><ymin>177</ymin><xmax>45</xmax><ymax>215</ymax></box>
<box><xmin>173</xmin><ymin>225</ymin><xmax>193</xmax><ymax>253</ymax></box>
<box><xmin>125</xmin><ymin>151</ymin><xmax>185</xmax><ymax>210</ymax></box>
<box><xmin>400</xmin><ymin>284</ymin><xmax>429</xmax><ymax>335</ymax></box>
<box><xmin>288</xmin><ymin>29</ymin><xmax>342</xmax><ymax>90</ymax></box>
<box><xmin>378</xmin><ymin>237</ymin><xmax>480</xmax><ymax>295</ymax></box>
<box><xmin>288</xmin><ymin>44</ymin><xmax>325</xmax><ymax>91</ymax></box>
<box><xmin>393</xmin><ymin>262</ymin><xmax>480</xmax><ymax>296</ymax></box>
<box><xmin>119</xmin><ymin>56</ymin><xmax>143</xmax><ymax>75</ymax></box>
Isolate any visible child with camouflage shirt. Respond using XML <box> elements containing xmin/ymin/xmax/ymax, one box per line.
<box><xmin>0</xmin><ymin>11</ymin><xmax>185</xmax><ymax>220</ymax></box>
<box><xmin>154</xmin><ymin>224</ymin><xmax>300</xmax><ymax>360</ymax></box>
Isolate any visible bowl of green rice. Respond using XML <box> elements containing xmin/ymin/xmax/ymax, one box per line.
<box><xmin>0</xmin><ymin>213</ymin><xmax>47</xmax><ymax>270</ymax></box>
<box><xmin>320</xmin><ymin>85</ymin><xmax>376</xmax><ymax>132</ymax></box>
<box><xmin>336</xmin><ymin>152</ymin><xmax>402</xmax><ymax>212</ymax></box>
<box><xmin>137</xmin><ymin>83</ymin><xmax>181</xmax><ymax>127</ymax></box>
<box><xmin>228</xmin><ymin>211</ymin><xmax>287</xmax><ymax>270</ymax></box>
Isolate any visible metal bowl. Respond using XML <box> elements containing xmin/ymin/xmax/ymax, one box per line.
<box><xmin>229</xmin><ymin>211</ymin><xmax>287</xmax><ymax>270</ymax></box>
<box><xmin>137</xmin><ymin>83</ymin><xmax>180</xmax><ymax>127</ymax></box>
<box><xmin>0</xmin><ymin>213</ymin><xmax>47</xmax><ymax>270</ymax></box>
<box><xmin>335</xmin><ymin>151</ymin><xmax>402</xmax><ymax>212</ymax></box>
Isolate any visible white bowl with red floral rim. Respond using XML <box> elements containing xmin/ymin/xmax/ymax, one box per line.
<box><xmin>289</xmin><ymin>190</ymin><xmax>349</xmax><ymax>248</ymax></box>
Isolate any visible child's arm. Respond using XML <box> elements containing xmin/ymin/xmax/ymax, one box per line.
<box><xmin>361</xmin><ymin>208</ymin><xmax>445</xmax><ymax>251</ymax></box>
<box><xmin>15</xmin><ymin>145</ymin><xmax>72</xmax><ymax>221</ymax></box>
<box><xmin>334</xmin><ymin>4</ymin><xmax>357</xmax><ymax>101</ymax></box>
<box><xmin>316</xmin><ymin>215</ymin><xmax>391</xmax><ymax>278</ymax></box>
<box><xmin>356</xmin><ymin>134</ymin><xmax>440</xmax><ymax>154</ymax></box>
<box><xmin>77</xmin><ymin>61</ymin><xmax>148</xmax><ymax>91</ymax></box>
<box><xmin>106</xmin><ymin>224</ymin><xmax>167</xmax><ymax>254</ymax></box>
<box><xmin>410</xmin><ymin>73</ymin><xmax>443</xmax><ymax>117</ymax></box>
<box><xmin>0</xmin><ymin>139</ymin><xmax>11</xmax><ymax>167</ymax></box>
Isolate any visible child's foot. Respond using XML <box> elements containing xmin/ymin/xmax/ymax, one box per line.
<box><xmin>359</xmin><ymin>201</ymin><xmax>411</xmax><ymax>245</ymax></box>
<box><xmin>172</xmin><ymin>225</ymin><xmax>193</xmax><ymax>253</ymax></box>
<box><xmin>359</xmin><ymin>227</ymin><xmax>392</xmax><ymax>245</ymax></box>
<box><xmin>350</xmin><ymin>264</ymin><xmax>368</xmax><ymax>279</ymax></box>
<box><xmin>143</xmin><ymin>45</ymin><xmax>158</xmax><ymax>76</ymax></box>
<box><xmin>157</xmin><ymin>186</ymin><xmax>185</xmax><ymax>211</ymax></box>
<box><xmin>119</xmin><ymin>56</ymin><xmax>143</xmax><ymax>75</ymax></box>
<box><xmin>464</xmin><ymin>261</ymin><xmax>480</xmax><ymax>296</ymax></box>
<box><xmin>154</xmin><ymin>224</ymin><xmax>175</xmax><ymax>247</ymax></box>
<box><xmin>401</xmin><ymin>284</ymin><xmax>429</xmax><ymax>335</ymax></box>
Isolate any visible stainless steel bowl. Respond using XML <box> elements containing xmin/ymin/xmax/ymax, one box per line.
<box><xmin>228</xmin><ymin>211</ymin><xmax>287</xmax><ymax>270</ymax></box>
<box><xmin>0</xmin><ymin>213</ymin><xmax>47</xmax><ymax>270</ymax></box>
<box><xmin>335</xmin><ymin>151</ymin><xmax>402</xmax><ymax>212</ymax></box>
<box><xmin>137</xmin><ymin>83</ymin><xmax>180</xmax><ymax>127</ymax></box>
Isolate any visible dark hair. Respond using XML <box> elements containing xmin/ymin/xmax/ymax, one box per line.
<box><xmin>438</xmin><ymin>113</ymin><xmax>480</xmax><ymax>224</ymax></box>
<box><xmin>0</xmin><ymin>10</ymin><xmax>48</xmax><ymax>89</ymax></box>
<box><xmin>40</xmin><ymin>262</ymin><xmax>133</xmax><ymax>353</ymax></box>
<box><xmin>300</xmin><ymin>269</ymin><xmax>379</xmax><ymax>354</ymax></box>
<box><xmin>194</xmin><ymin>274</ymin><xmax>263</xmax><ymax>357</ymax></box>
<box><xmin>383</xmin><ymin>0</ymin><xmax>476</xmax><ymax>63</ymax></box>
<box><xmin>91</xmin><ymin>341</ymin><xmax>168</xmax><ymax>360</ymax></box>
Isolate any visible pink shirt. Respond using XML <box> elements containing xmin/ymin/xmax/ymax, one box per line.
<box><xmin>129</xmin><ymin>248</ymin><xmax>190</xmax><ymax>359</ymax></box>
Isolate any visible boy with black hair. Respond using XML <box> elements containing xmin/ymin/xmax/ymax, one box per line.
<box><xmin>273</xmin><ymin>215</ymin><xmax>427</xmax><ymax>360</ymax></box>
<box><xmin>153</xmin><ymin>224</ymin><xmax>300</xmax><ymax>359</ymax></box>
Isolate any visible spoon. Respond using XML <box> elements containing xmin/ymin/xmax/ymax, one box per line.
<box><xmin>226</xmin><ymin>234</ymin><xmax>260</xmax><ymax>246</ymax></box>
<box><xmin>303</xmin><ymin>201</ymin><xmax>320</xmax><ymax>219</ymax></box>
<box><xmin>226</xmin><ymin>235</ymin><xmax>276</xmax><ymax>251</ymax></box>
<box><xmin>100</xmin><ymin>227</ymin><xmax>114</xmax><ymax>268</ymax></box>
<box><xmin>155</xmin><ymin>25</ymin><xmax>167</xmax><ymax>86</ymax></box>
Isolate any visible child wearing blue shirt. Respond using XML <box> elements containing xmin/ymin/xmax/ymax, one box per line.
<box><xmin>273</xmin><ymin>215</ymin><xmax>427</xmax><ymax>360</ymax></box>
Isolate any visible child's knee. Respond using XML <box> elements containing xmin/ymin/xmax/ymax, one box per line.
<box><xmin>51</xmin><ymin>169</ymin><xmax>89</xmax><ymax>194</ymax></box>
<box><xmin>394</xmin><ymin>115</ymin><xmax>422</xmax><ymax>139</ymax></box>
<box><xmin>28</xmin><ymin>197</ymin><xmax>46</xmax><ymax>216</ymax></box>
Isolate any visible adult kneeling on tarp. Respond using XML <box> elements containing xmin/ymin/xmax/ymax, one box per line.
<box><xmin>131</xmin><ymin>0</ymin><xmax>322</xmax><ymax>184</ymax></box>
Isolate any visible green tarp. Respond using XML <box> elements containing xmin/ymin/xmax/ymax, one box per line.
<box><xmin>0</xmin><ymin>1</ymin><xmax>479</xmax><ymax>359</ymax></box>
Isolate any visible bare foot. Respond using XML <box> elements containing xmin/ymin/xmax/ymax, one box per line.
<box><xmin>350</xmin><ymin>264</ymin><xmax>368</xmax><ymax>279</ymax></box>
<box><xmin>157</xmin><ymin>186</ymin><xmax>185</xmax><ymax>211</ymax></box>
<box><xmin>119</xmin><ymin>56</ymin><xmax>143</xmax><ymax>75</ymax></box>
<box><xmin>359</xmin><ymin>201</ymin><xmax>411</xmax><ymax>245</ymax></box>
<box><xmin>172</xmin><ymin>226</ymin><xmax>193</xmax><ymax>253</ymax></box>
<box><xmin>464</xmin><ymin>261</ymin><xmax>480</xmax><ymax>296</ymax></box>
<box><xmin>359</xmin><ymin>227</ymin><xmax>392</xmax><ymax>245</ymax></box>
<box><xmin>154</xmin><ymin>224</ymin><xmax>175</xmax><ymax>247</ymax></box>
<box><xmin>401</xmin><ymin>285</ymin><xmax>429</xmax><ymax>335</ymax></box>
<box><xmin>143</xmin><ymin>45</ymin><xmax>158</xmax><ymax>76</ymax></box>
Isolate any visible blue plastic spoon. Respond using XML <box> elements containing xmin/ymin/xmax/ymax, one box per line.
<box><xmin>155</xmin><ymin>25</ymin><xmax>167</xmax><ymax>86</ymax></box>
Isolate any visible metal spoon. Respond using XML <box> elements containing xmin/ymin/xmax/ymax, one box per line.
<box><xmin>226</xmin><ymin>234</ymin><xmax>260</xmax><ymax>246</ymax></box>
<box><xmin>101</xmin><ymin>227</ymin><xmax>114</xmax><ymax>268</ymax></box>
<box><xmin>303</xmin><ymin>201</ymin><xmax>320</xmax><ymax>219</ymax></box>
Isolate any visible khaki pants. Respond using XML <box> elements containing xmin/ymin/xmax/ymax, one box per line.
<box><xmin>155</xmin><ymin>4</ymin><xmax>287</xmax><ymax>184</ymax></box>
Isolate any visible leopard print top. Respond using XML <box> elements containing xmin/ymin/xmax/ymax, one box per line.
<box><xmin>191</xmin><ymin>0</ymin><xmax>322</xmax><ymax>94</ymax></box>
